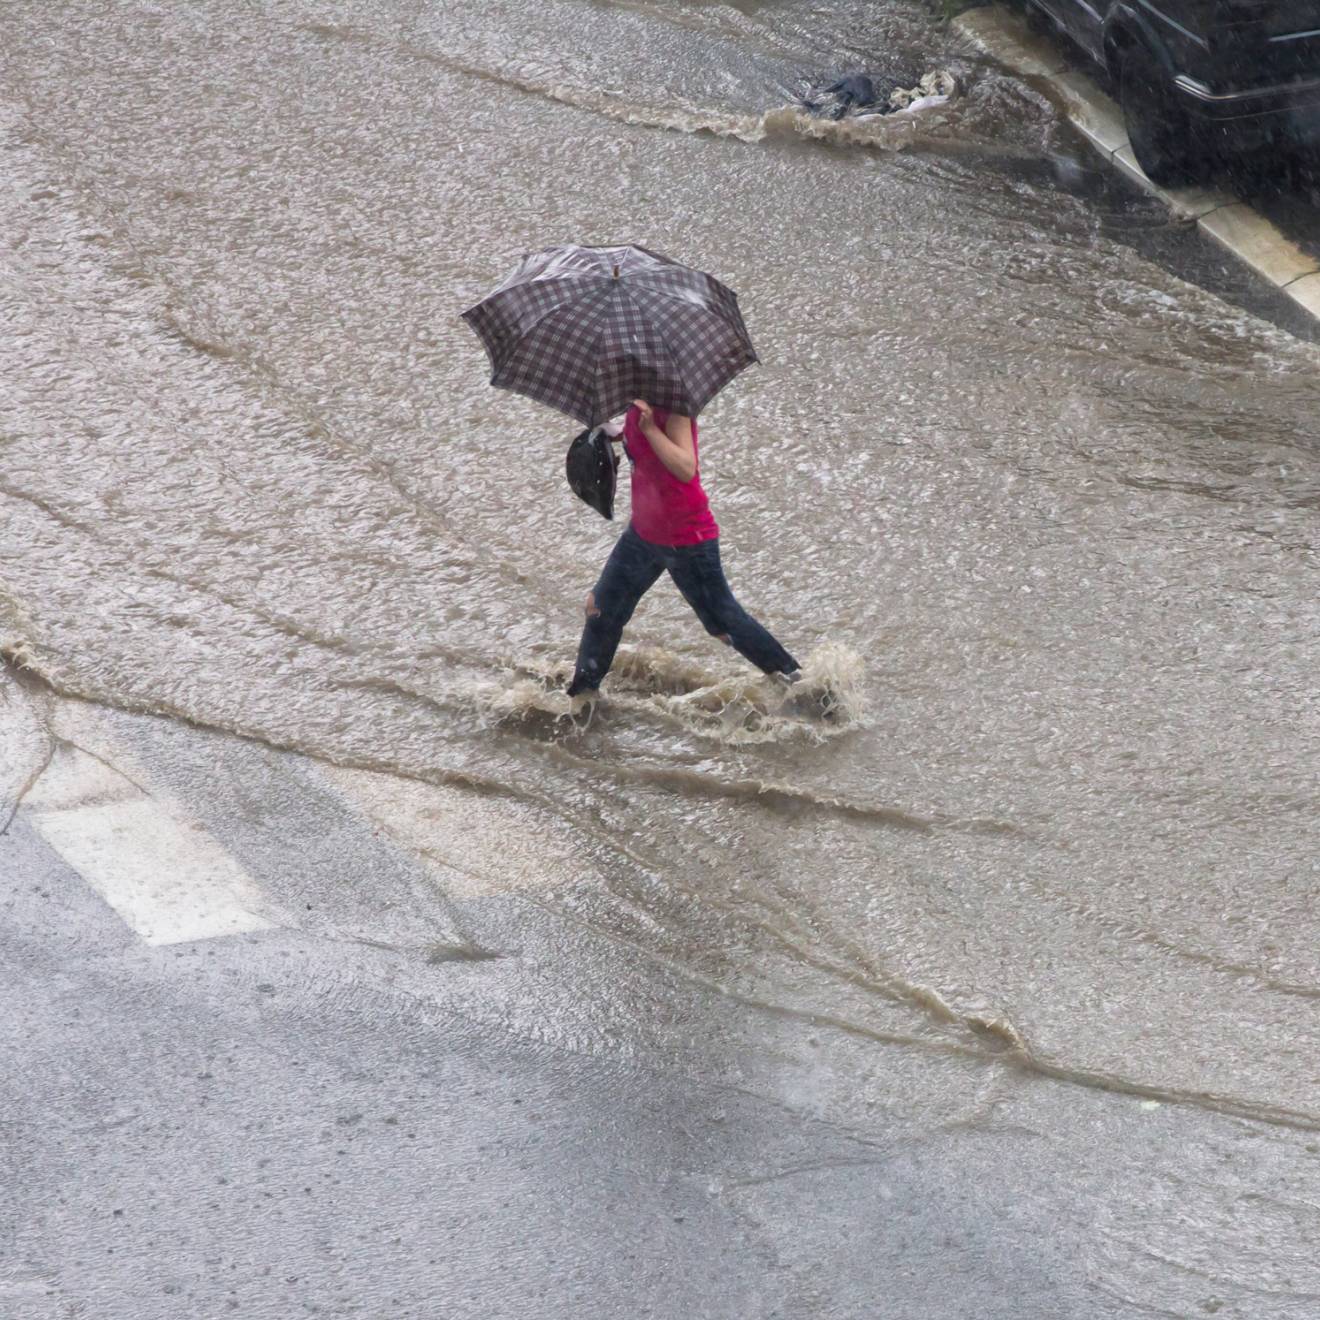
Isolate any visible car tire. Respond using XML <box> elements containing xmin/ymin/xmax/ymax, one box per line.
<box><xmin>1120</xmin><ymin>43</ymin><xmax>1213</xmax><ymax>187</ymax></box>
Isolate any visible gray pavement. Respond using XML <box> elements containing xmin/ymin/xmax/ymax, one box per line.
<box><xmin>3</xmin><ymin>668</ymin><xmax>1320</xmax><ymax>1318</ymax></box>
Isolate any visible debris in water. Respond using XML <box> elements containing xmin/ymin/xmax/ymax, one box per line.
<box><xmin>799</xmin><ymin>69</ymin><xmax>960</xmax><ymax>120</ymax></box>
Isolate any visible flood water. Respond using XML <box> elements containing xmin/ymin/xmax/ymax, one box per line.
<box><xmin>4</xmin><ymin>0</ymin><xmax>1320</xmax><ymax>1194</ymax></box>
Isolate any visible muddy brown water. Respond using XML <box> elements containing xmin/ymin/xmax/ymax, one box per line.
<box><xmin>4</xmin><ymin>0</ymin><xmax>1320</xmax><ymax>1174</ymax></box>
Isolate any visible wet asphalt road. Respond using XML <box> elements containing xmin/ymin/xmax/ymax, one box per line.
<box><xmin>4</xmin><ymin>672</ymin><xmax>1320</xmax><ymax>1319</ymax></box>
<box><xmin>5</xmin><ymin>2</ymin><xmax>1320</xmax><ymax>1311</ymax></box>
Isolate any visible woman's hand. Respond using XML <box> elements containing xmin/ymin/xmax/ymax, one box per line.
<box><xmin>632</xmin><ymin>398</ymin><xmax>655</xmax><ymax>429</ymax></box>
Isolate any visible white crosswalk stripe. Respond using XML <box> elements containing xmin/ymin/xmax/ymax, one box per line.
<box><xmin>5</xmin><ymin>671</ymin><xmax>581</xmax><ymax>947</ymax></box>
<box><xmin>24</xmin><ymin>739</ymin><xmax>277</xmax><ymax>946</ymax></box>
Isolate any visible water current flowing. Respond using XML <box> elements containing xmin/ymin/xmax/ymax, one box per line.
<box><xmin>4</xmin><ymin>0</ymin><xmax>1320</xmax><ymax>1135</ymax></box>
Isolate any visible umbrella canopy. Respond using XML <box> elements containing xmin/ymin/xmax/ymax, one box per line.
<box><xmin>461</xmin><ymin>244</ymin><xmax>757</xmax><ymax>427</ymax></box>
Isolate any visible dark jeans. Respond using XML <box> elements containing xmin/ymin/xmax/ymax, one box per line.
<box><xmin>568</xmin><ymin>526</ymin><xmax>799</xmax><ymax>695</ymax></box>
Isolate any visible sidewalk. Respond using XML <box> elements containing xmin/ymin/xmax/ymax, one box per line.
<box><xmin>953</xmin><ymin>4</ymin><xmax>1320</xmax><ymax>324</ymax></box>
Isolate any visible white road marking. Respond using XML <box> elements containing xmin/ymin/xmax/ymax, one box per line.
<box><xmin>24</xmin><ymin>741</ymin><xmax>276</xmax><ymax>946</ymax></box>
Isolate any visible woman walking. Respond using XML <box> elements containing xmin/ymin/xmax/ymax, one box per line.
<box><xmin>460</xmin><ymin>243</ymin><xmax>794</xmax><ymax>699</ymax></box>
<box><xmin>566</xmin><ymin>399</ymin><xmax>799</xmax><ymax>699</ymax></box>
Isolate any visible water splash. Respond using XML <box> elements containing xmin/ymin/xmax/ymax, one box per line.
<box><xmin>475</xmin><ymin>642</ymin><xmax>867</xmax><ymax>746</ymax></box>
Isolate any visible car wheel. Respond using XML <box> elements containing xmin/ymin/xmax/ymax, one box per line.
<box><xmin>1120</xmin><ymin>43</ymin><xmax>1213</xmax><ymax>187</ymax></box>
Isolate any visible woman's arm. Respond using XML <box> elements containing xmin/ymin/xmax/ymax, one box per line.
<box><xmin>633</xmin><ymin>399</ymin><xmax>696</xmax><ymax>483</ymax></box>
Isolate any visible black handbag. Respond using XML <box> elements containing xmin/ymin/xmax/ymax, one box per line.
<box><xmin>565</xmin><ymin>427</ymin><xmax>620</xmax><ymax>520</ymax></box>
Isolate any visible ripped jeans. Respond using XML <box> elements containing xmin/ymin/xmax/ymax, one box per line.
<box><xmin>568</xmin><ymin>526</ymin><xmax>800</xmax><ymax>696</ymax></box>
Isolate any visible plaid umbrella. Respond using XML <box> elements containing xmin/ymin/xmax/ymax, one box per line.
<box><xmin>461</xmin><ymin>244</ymin><xmax>757</xmax><ymax>427</ymax></box>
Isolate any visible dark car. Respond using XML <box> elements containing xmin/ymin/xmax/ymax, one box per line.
<box><xmin>1023</xmin><ymin>0</ymin><xmax>1320</xmax><ymax>184</ymax></box>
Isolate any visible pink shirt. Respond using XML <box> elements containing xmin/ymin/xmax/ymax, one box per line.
<box><xmin>623</xmin><ymin>406</ymin><xmax>719</xmax><ymax>546</ymax></box>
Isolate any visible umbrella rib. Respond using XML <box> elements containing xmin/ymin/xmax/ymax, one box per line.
<box><xmin>584</xmin><ymin>293</ymin><xmax>622</xmax><ymax>426</ymax></box>
<box><xmin>620</xmin><ymin>284</ymin><xmax>699</xmax><ymax>414</ymax></box>
<box><xmin>629</xmin><ymin>277</ymin><xmax>754</xmax><ymax>359</ymax></box>
<box><xmin>501</xmin><ymin>280</ymin><xmax>618</xmax><ymax>422</ymax></box>
<box><xmin>485</xmin><ymin>279</ymin><xmax>612</xmax><ymax>381</ymax></box>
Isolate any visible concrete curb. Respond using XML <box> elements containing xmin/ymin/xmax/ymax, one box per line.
<box><xmin>952</xmin><ymin>5</ymin><xmax>1320</xmax><ymax>323</ymax></box>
